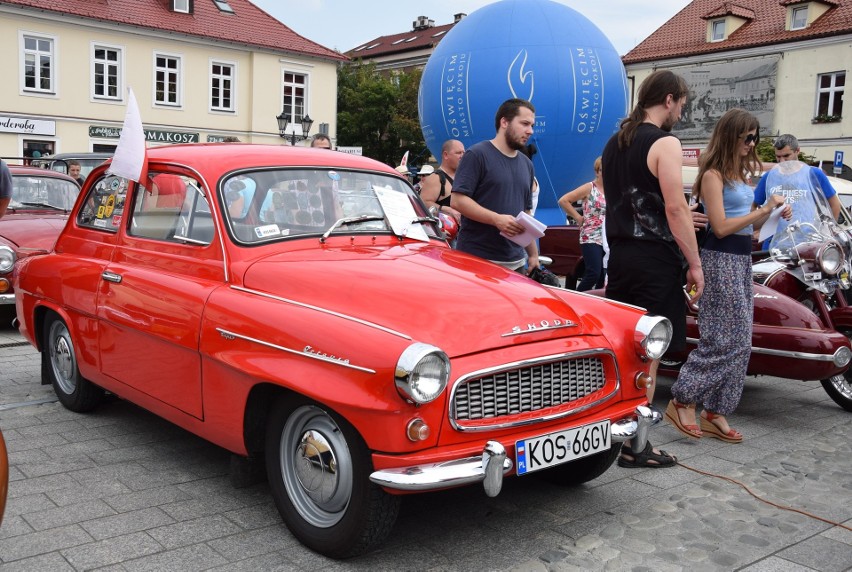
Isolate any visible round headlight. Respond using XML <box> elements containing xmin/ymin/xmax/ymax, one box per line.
<box><xmin>818</xmin><ymin>242</ymin><xmax>844</xmax><ymax>276</ymax></box>
<box><xmin>0</xmin><ymin>246</ymin><xmax>15</xmax><ymax>274</ymax></box>
<box><xmin>395</xmin><ymin>343</ymin><xmax>450</xmax><ymax>404</ymax></box>
<box><xmin>634</xmin><ymin>314</ymin><xmax>672</xmax><ymax>361</ymax></box>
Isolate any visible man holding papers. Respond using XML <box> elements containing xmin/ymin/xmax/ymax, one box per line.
<box><xmin>450</xmin><ymin>98</ymin><xmax>540</xmax><ymax>273</ymax></box>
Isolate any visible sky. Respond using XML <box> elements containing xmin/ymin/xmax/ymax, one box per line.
<box><xmin>249</xmin><ymin>0</ymin><xmax>692</xmax><ymax>56</ymax></box>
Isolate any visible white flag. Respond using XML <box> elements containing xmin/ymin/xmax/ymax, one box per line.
<box><xmin>400</xmin><ymin>150</ymin><xmax>409</xmax><ymax>167</ymax></box>
<box><xmin>107</xmin><ymin>87</ymin><xmax>148</xmax><ymax>183</ymax></box>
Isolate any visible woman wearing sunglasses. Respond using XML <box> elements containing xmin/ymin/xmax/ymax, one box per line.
<box><xmin>665</xmin><ymin>108</ymin><xmax>791</xmax><ymax>443</ymax></box>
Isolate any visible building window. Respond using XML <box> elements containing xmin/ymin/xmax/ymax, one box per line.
<box><xmin>711</xmin><ymin>19</ymin><xmax>725</xmax><ymax>41</ymax></box>
<box><xmin>211</xmin><ymin>61</ymin><xmax>235</xmax><ymax>112</ymax></box>
<box><xmin>93</xmin><ymin>45</ymin><xmax>122</xmax><ymax>100</ymax></box>
<box><xmin>282</xmin><ymin>72</ymin><xmax>307</xmax><ymax>121</ymax></box>
<box><xmin>791</xmin><ymin>6</ymin><xmax>808</xmax><ymax>30</ymax></box>
<box><xmin>816</xmin><ymin>71</ymin><xmax>845</xmax><ymax>118</ymax></box>
<box><xmin>22</xmin><ymin>34</ymin><xmax>54</xmax><ymax>93</ymax></box>
<box><xmin>172</xmin><ymin>0</ymin><xmax>190</xmax><ymax>13</ymax></box>
<box><xmin>154</xmin><ymin>53</ymin><xmax>181</xmax><ymax>106</ymax></box>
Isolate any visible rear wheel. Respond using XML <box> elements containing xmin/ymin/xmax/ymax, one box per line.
<box><xmin>539</xmin><ymin>443</ymin><xmax>621</xmax><ymax>486</ymax></box>
<box><xmin>42</xmin><ymin>313</ymin><xmax>103</xmax><ymax>412</ymax></box>
<box><xmin>265</xmin><ymin>399</ymin><xmax>400</xmax><ymax>558</ymax></box>
<box><xmin>821</xmin><ymin>372</ymin><xmax>852</xmax><ymax>412</ymax></box>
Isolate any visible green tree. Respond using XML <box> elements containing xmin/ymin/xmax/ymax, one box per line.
<box><xmin>337</xmin><ymin>62</ymin><xmax>426</xmax><ymax>167</ymax></box>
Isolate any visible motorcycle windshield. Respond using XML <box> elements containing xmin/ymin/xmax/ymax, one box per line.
<box><xmin>766</xmin><ymin>161</ymin><xmax>850</xmax><ymax>292</ymax></box>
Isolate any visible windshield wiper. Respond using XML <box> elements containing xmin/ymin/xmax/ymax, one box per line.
<box><xmin>18</xmin><ymin>202</ymin><xmax>67</xmax><ymax>211</ymax></box>
<box><xmin>320</xmin><ymin>215</ymin><xmax>386</xmax><ymax>242</ymax></box>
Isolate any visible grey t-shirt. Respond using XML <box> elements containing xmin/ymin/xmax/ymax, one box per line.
<box><xmin>0</xmin><ymin>160</ymin><xmax>12</xmax><ymax>201</ymax></box>
<box><xmin>452</xmin><ymin>141</ymin><xmax>534</xmax><ymax>262</ymax></box>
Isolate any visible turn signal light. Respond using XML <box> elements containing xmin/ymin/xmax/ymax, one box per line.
<box><xmin>635</xmin><ymin>372</ymin><xmax>653</xmax><ymax>390</ymax></box>
<box><xmin>406</xmin><ymin>418</ymin><xmax>430</xmax><ymax>442</ymax></box>
<box><xmin>0</xmin><ymin>278</ymin><xmax>10</xmax><ymax>294</ymax></box>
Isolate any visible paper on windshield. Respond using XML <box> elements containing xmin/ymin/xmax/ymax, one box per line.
<box><xmin>374</xmin><ymin>186</ymin><xmax>430</xmax><ymax>242</ymax></box>
<box><xmin>501</xmin><ymin>211</ymin><xmax>546</xmax><ymax>247</ymax></box>
<box><xmin>758</xmin><ymin>204</ymin><xmax>784</xmax><ymax>243</ymax></box>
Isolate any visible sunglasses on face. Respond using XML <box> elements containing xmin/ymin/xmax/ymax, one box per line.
<box><xmin>741</xmin><ymin>133</ymin><xmax>760</xmax><ymax>145</ymax></box>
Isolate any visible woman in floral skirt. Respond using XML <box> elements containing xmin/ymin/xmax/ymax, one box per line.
<box><xmin>665</xmin><ymin>109</ymin><xmax>790</xmax><ymax>443</ymax></box>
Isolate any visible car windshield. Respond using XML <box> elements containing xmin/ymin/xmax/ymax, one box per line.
<box><xmin>221</xmin><ymin>168</ymin><xmax>440</xmax><ymax>244</ymax></box>
<box><xmin>10</xmin><ymin>174</ymin><xmax>80</xmax><ymax>211</ymax></box>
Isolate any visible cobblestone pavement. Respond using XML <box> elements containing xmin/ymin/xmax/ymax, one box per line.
<box><xmin>1</xmin><ymin>325</ymin><xmax>850</xmax><ymax>571</ymax></box>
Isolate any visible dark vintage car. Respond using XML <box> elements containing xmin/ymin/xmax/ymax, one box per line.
<box><xmin>34</xmin><ymin>151</ymin><xmax>113</xmax><ymax>182</ymax></box>
<box><xmin>0</xmin><ymin>165</ymin><xmax>81</xmax><ymax>321</ymax></box>
<box><xmin>15</xmin><ymin>143</ymin><xmax>673</xmax><ymax>558</ymax></box>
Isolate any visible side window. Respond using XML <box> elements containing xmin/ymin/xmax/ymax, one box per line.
<box><xmin>130</xmin><ymin>173</ymin><xmax>211</xmax><ymax>244</ymax></box>
<box><xmin>77</xmin><ymin>175</ymin><xmax>128</xmax><ymax>232</ymax></box>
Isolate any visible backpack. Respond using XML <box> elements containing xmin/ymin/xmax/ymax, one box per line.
<box><xmin>435</xmin><ymin>169</ymin><xmax>453</xmax><ymax>204</ymax></box>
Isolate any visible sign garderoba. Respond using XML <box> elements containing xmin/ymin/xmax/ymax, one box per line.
<box><xmin>0</xmin><ymin>115</ymin><xmax>56</xmax><ymax>136</ymax></box>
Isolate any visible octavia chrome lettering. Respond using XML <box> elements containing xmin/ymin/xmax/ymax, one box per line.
<box><xmin>304</xmin><ymin>345</ymin><xmax>350</xmax><ymax>365</ymax></box>
<box><xmin>503</xmin><ymin>319</ymin><xmax>577</xmax><ymax>337</ymax></box>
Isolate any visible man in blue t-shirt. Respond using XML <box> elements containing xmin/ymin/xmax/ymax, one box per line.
<box><xmin>451</xmin><ymin>98</ymin><xmax>539</xmax><ymax>273</ymax></box>
<box><xmin>753</xmin><ymin>134</ymin><xmax>841</xmax><ymax>248</ymax></box>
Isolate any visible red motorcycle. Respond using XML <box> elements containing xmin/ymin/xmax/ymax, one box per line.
<box><xmin>539</xmin><ymin>220</ymin><xmax>852</xmax><ymax>411</ymax></box>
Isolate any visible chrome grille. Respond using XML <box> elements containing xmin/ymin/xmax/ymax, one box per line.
<box><xmin>452</xmin><ymin>357</ymin><xmax>606</xmax><ymax>421</ymax></box>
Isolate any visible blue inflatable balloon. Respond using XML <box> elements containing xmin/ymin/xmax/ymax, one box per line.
<box><xmin>419</xmin><ymin>0</ymin><xmax>628</xmax><ymax>226</ymax></box>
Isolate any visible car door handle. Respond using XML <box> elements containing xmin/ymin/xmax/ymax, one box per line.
<box><xmin>101</xmin><ymin>271</ymin><xmax>123</xmax><ymax>284</ymax></box>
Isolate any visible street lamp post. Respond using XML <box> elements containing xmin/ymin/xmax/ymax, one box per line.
<box><xmin>276</xmin><ymin>111</ymin><xmax>314</xmax><ymax>146</ymax></box>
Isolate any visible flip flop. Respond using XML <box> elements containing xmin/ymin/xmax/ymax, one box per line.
<box><xmin>617</xmin><ymin>441</ymin><xmax>677</xmax><ymax>468</ymax></box>
<box><xmin>700</xmin><ymin>412</ymin><xmax>743</xmax><ymax>443</ymax></box>
<box><xmin>664</xmin><ymin>399</ymin><xmax>702</xmax><ymax>439</ymax></box>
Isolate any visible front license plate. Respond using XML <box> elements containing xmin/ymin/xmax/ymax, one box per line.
<box><xmin>515</xmin><ymin>420</ymin><xmax>610</xmax><ymax>475</ymax></box>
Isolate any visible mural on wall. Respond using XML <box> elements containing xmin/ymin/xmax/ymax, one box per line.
<box><xmin>670</xmin><ymin>55</ymin><xmax>778</xmax><ymax>141</ymax></box>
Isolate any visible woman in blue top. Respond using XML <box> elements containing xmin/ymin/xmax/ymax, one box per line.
<box><xmin>665</xmin><ymin>109</ymin><xmax>790</xmax><ymax>443</ymax></box>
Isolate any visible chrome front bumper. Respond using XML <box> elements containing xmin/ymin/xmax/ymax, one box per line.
<box><xmin>370</xmin><ymin>406</ymin><xmax>661</xmax><ymax>498</ymax></box>
<box><xmin>0</xmin><ymin>293</ymin><xmax>14</xmax><ymax>305</ymax></box>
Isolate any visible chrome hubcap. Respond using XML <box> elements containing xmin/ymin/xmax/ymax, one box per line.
<box><xmin>50</xmin><ymin>322</ymin><xmax>76</xmax><ymax>395</ymax></box>
<box><xmin>280</xmin><ymin>406</ymin><xmax>353</xmax><ymax>528</ymax></box>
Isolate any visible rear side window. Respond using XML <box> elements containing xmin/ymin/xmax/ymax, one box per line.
<box><xmin>129</xmin><ymin>173</ymin><xmax>211</xmax><ymax>245</ymax></box>
<box><xmin>77</xmin><ymin>175</ymin><xmax>128</xmax><ymax>232</ymax></box>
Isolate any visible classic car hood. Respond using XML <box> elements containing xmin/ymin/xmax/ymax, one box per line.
<box><xmin>242</xmin><ymin>243</ymin><xmax>599</xmax><ymax>355</ymax></box>
<box><xmin>0</xmin><ymin>214</ymin><xmax>68</xmax><ymax>250</ymax></box>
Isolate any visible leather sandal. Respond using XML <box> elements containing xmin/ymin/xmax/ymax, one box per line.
<box><xmin>617</xmin><ymin>441</ymin><xmax>677</xmax><ymax>468</ymax></box>
<box><xmin>700</xmin><ymin>411</ymin><xmax>743</xmax><ymax>443</ymax></box>
<box><xmin>665</xmin><ymin>399</ymin><xmax>702</xmax><ymax>439</ymax></box>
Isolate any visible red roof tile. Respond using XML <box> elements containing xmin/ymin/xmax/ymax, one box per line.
<box><xmin>623</xmin><ymin>0</ymin><xmax>852</xmax><ymax>64</ymax></box>
<box><xmin>345</xmin><ymin>22</ymin><xmax>457</xmax><ymax>59</ymax></box>
<box><xmin>702</xmin><ymin>3</ymin><xmax>755</xmax><ymax>19</ymax></box>
<box><xmin>0</xmin><ymin>0</ymin><xmax>347</xmax><ymax>62</ymax></box>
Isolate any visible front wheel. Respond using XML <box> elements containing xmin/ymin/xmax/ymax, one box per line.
<box><xmin>821</xmin><ymin>372</ymin><xmax>852</xmax><ymax>412</ymax></box>
<box><xmin>265</xmin><ymin>400</ymin><xmax>400</xmax><ymax>558</ymax></box>
<box><xmin>42</xmin><ymin>313</ymin><xmax>103</xmax><ymax>412</ymax></box>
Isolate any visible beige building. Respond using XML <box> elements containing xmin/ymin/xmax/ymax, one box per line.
<box><xmin>0</xmin><ymin>0</ymin><xmax>346</xmax><ymax>160</ymax></box>
<box><xmin>623</xmin><ymin>0</ymin><xmax>850</xmax><ymax>172</ymax></box>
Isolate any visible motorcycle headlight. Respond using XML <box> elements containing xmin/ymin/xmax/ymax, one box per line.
<box><xmin>0</xmin><ymin>246</ymin><xmax>15</xmax><ymax>274</ymax></box>
<box><xmin>817</xmin><ymin>242</ymin><xmax>844</xmax><ymax>276</ymax></box>
<box><xmin>634</xmin><ymin>314</ymin><xmax>672</xmax><ymax>361</ymax></box>
<box><xmin>395</xmin><ymin>343</ymin><xmax>450</xmax><ymax>404</ymax></box>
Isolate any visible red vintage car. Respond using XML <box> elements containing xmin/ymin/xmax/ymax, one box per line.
<box><xmin>0</xmin><ymin>165</ymin><xmax>80</xmax><ymax>321</ymax></box>
<box><xmin>15</xmin><ymin>144</ymin><xmax>672</xmax><ymax>558</ymax></box>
